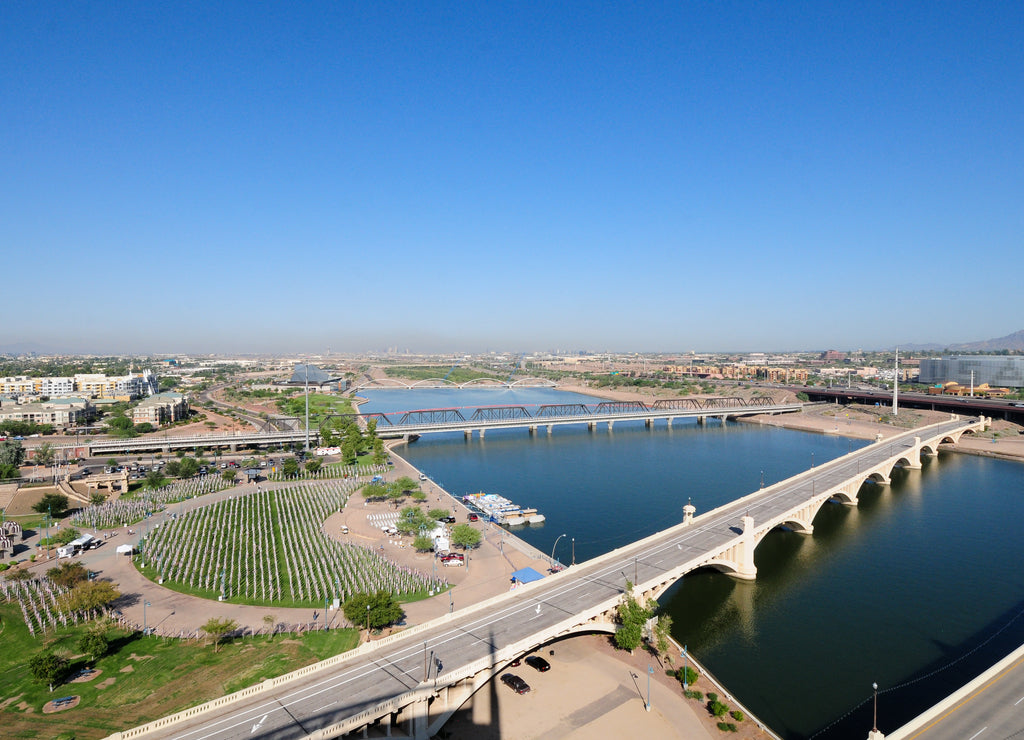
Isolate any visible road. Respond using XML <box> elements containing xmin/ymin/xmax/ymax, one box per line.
<box><xmin>136</xmin><ymin>419</ymin><xmax>976</xmax><ymax>740</ymax></box>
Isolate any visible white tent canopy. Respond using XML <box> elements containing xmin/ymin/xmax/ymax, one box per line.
<box><xmin>115</xmin><ymin>544</ymin><xmax>134</xmax><ymax>555</ymax></box>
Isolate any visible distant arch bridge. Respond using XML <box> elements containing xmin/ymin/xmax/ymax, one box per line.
<box><xmin>352</xmin><ymin>377</ymin><xmax>557</xmax><ymax>391</ymax></box>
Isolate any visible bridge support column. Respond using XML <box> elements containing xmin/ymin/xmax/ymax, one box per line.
<box><xmin>666</xmin><ymin>417</ymin><xmax>673</xmax><ymax>429</ymax></box>
<box><xmin>479</xmin><ymin>428</ymin><xmax>485</xmax><ymax>439</ymax></box>
<box><xmin>464</xmin><ymin>430</ymin><xmax>472</xmax><ymax>439</ymax></box>
<box><xmin>732</xmin><ymin>515</ymin><xmax>757</xmax><ymax>581</ymax></box>
<box><xmin>588</xmin><ymin>422</ymin><xmax>596</xmax><ymax>431</ymax></box>
<box><xmin>402</xmin><ymin>696</ymin><xmax>430</xmax><ymax>740</ymax></box>
<box><xmin>645</xmin><ymin>418</ymin><xmax>653</xmax><ymax>429</ymax></box>
<box><xmin>607</xmin><ymin>420</ymin><xmax>614</xmax><ymax>431</ymax></box>
<box><xmin>528</xmin><ymin>425</ymin><xmax>536</xmax><ymax>435</ymax></box>
<box><xmin>229</xmin><ymin>443</ymin><xmax>238</xmax><ymax>452</ymax></box>
<box><xmin>547</xmin><ymin>424</ymin><xmax>553</xmax><ymax>435</ymax></box>
<box><xmin>903</xmin><ymin>438</ymin><xmax>923</xmax><ymax>469</ymax></box>
<box><xmin>697</xmin><ymin>416</ymin><xmax>706</xmax><ymax>426</ymax></box>
<box><xmin>162</xmin><ymin>445</ymin><xmax>170</xmax><ymax>453</ymax></box>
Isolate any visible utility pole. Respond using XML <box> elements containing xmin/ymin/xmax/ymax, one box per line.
<box><xmin>304</xmin><ymin>363</ymin><xmax>310</xmax><ymax>452</ymax></box>
<box><xmin>892</xmin><ymin>348</ymin><xmax>899</xmax><ymax>417</ymax></box>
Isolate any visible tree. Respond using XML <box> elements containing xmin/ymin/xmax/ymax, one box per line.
<box><xmin>221</xmin><ymin>469</ymin><xmax>237</xmax><ymax>484</ymax></box>
<box><xmin>263</xmin><ymin>614</ymin><xmax>276</xmax><ymax>641</ymax></box>
<box><xmin>305</xmin><ymin>457</ymin><xmax>322</xmax><ymax>474</ymax></box>
<box><xmin>0</xmin><ymin>440</ymin><xmax>26</xmax><ymax>469</ymax></box>
<box><xmin>202</xmin><ymin>617</ymin><xmax>238</xmax><ymax>652</ymax></box>
<box><xmin>61</xmin><ymin>579</ymin><xmax>121</xmax><ymax>613</ymax></box>
<box><xmin>412</xmin><ymin>535</ymin><xmax>434</xmax><ymax>552</ymax></box>
<box><xmin>613</xmin><ymin>582</ymin><xmax>654</xmax><ymax>652</ymax></box>
<box><xmin>428</xmin><ymin>509</ymin><xmax>450</xmax><ymax>521</ymax></box>
<box><xmin>281</xmin><ymin>458</ymin><xmax>299</xmax><ymax>478</ymax></box>
<box><xmin>34</xmin><ymin>442</ymin><xmax>56</xmax><ymax>467</ymax></box>
<box><xmin>33</xmin><ymin>492</ymin><xmax>70</xmax><ymax>518</ymax></box>
<box><xmin>29</xmin><ymin>651</ymin><xmax>70</xmax><ymax>691</ymax></box>
<box><xmin>450</xmin><ymin>524</ymin><xmax>482</xmax><ymax>550</ymax></box>
<box><xmin>144</xmin><ymin>470</ymin><xmax>167</xmax><ymax>489</ymax></box>
<box><xmin>653</xmin><ymin>612</ymin><xmax>674</xmax><ymax>665</ymax></box>
<box><xmin>134</xmin><ymin>422</ymin><xmax>155</xmax><ymax>434</ymax></box>
<box><xmin>163</xmin><ymin>460</ymin><xmax>181</xmax><ymax>477</ymax></box>
<box><xmin>177</xmin><ymin>456</ymin><xmax>199</xmax><ymax>478</ymax></box>
<box><xmin>78</xmin><ymin>629</ymin><xmax>109</xmax><ymax>662</ymax></box>
<box><xmin>89</xmin><ymin>492</ymin><xmax>106</xmax><ymax>506</ymax></box>
<box><xmin>47</xmin><ymin>561</ymin><xmax>88</xmax><ymax>589</ymax></box>
<box><xmin>342</xmin><ymin>591</ymin><xmax>404</xmax><ymax>631</ymax></box>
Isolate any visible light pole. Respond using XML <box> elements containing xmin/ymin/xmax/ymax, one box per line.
<box><xmin>550</xmin><ymin>533</ymin><xmax>566</xmax><ymax>566</ymax></box>
<box><xmin>760</xmin><ymin>470</ymin><xmax>764</xmax><ymax>489</ymax></box>
<box><xmin>143</xmin><ymin>600</ymin><xmax>151</xmax><ymax>635</ymax></box>
<box><xmin>365</xmin><ymin>604</ymin><xmax>370</xmax><ymax>640</ymax></box>
<box><xmin>682</xmin><ymin>645</ymin><xmax>688</xmax><ymax>690</ymax></box>
<box><xmin>646</xmin><ymin>664</ymin><xmax>654</xmax><ymax>711</ymax></box>
<box><xmin>449</xmin><ymin>588</ymin><xmax>453</xmax><ymax>613</ymax></box>
<box><xmin>571</xmin><ymin>537</ymin><xmax>575</xmax><ymax>566</ymax></box>
<box><xmin>872</xmin><ymin>681</ymin><xmax>878</xmax><ymax>732</ymax></box>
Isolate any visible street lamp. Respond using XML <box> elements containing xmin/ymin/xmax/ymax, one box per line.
<box><xmin>646</xmin><ymin>664</ymin><xmax>654</xmax><ymax>711</ymax></box>
<box><xmin>550</xmin><ymin>533</ymin><xmax>566</xmax><ymax>566</ymax></box>
<box><xmin>365</xmin><ymin>604</ymin><xmax>371</xmax><ymax>639</ymax></box>
<box><xmin>682</xmin><ymin>645</ymin><xmax>688</xmax><ymax>690</ymax></box>
<box><xmin>872</xmin><ymin>681</ymin><xmax>878</xmax><ymax>732</ymax></box>
<box><xmin>143</xmin><ymin>600</ymin><xmax>151</xmax><ymax>635</ymax></box>
<box><xmin>571</xmin><ymin>537</ymin><xmax>575</xmax><ymax>566</ymax></box>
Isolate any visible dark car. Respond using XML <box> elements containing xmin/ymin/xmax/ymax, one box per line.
<box><xmin>441</xmin><ymin>516</ymin><xmax>456</xmax><ymax>523</ymax></box>
<box><xmin>525</xmin><ymin>655</ymin><xmax>551</xmax><ymax>672</ymax></box>
<box><xmin>500</xmin><ymin>673</ymin><xmax>530</xmax><ymax>694</ymax></box>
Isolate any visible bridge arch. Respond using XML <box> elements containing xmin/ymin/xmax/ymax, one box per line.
<box><xmin>459</xmin><ymin>377</ymin><xmax>506</xmax><ymax>388</ymax></box>
<box><xmin>410</xmin><ymin>378</ymin><xmax>459</xmax><ymax>388</ymax></box>
<box><xmin>357</xmin><ymin>378</ymin><xmax>412</xmax><ymax>390</ymax></box>
<box><xmin>508</xmin><ymin>377</ymin><xmax>557</xmax><ymax>388</ymax></box>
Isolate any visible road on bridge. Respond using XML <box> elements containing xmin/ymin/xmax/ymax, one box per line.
<box><xmin>133</xmin><ymin>419</ymin><xmax>978</xmax><ymax>740</ymax></box>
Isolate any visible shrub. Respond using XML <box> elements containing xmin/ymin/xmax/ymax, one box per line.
<box><xmin>730</xmin><ymin>709</ymin><xmax>744</xmax><ymax>721</ymax></box>
<box><xmin>707</xmin><ymin>692</ymin><xmax>718</xmax><ymax>702</ymax></box>
<box><xmin>716</xmin><ymin>722</ymin><xmax>738</xmax><ymax>732</ymax></box>
<box><xmin>684</xmin><ymin>689</ymin><xmax>703</xmax><ymax>701</ymax></box>
<box><xmin>709</xmin><ymin>700</ymin><xmax>729</xmax><ymax>717</ymax></box>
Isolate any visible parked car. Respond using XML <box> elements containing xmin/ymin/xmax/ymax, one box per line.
<box><xmin>525</xmin><ymin>655</ymin><xmax>550</xmax><ymax>672</ymax></box>
<box><xmin>440</xmin><ymin>516</ymin><xmax>456</xmax><ymax>524</ymax></box>
<box><xmin>500</xmin><ymin>673</ymin><xmax>530</xmax><ymax>694</ymax></box>
<box><xmin>468</xmin><ymin>513</ymin><xmax>479</xmax><ymax>522</ymax></box>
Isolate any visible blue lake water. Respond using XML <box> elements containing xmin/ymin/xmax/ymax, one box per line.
<box><xmin>360</xmin><ymin>389</ymin><xmax>1024</xmax><ymax>738</ymax></box>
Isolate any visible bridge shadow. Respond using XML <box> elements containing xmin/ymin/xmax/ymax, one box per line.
<box><xmin>809</xmin><ymin>593</ymin><xmax>1024</xmax><ymax>740</ymax></box>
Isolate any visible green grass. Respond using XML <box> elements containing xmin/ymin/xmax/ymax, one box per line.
<box><xmin>0</xmin><ymin>602</ymin><xmax>359</xmax><ymax>739</ymax></box>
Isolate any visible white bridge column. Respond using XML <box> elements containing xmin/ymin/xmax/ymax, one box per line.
<box><xmin>733</xmin><ymin>515</ymin><xmax>757</xmax><ymax>580</ymax></box>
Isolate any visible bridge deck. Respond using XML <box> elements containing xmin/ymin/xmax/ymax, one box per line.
<box><xmin>130</xmin><ymin>417</ymin><xmax>980</xmax><ymax>740</ymax></box>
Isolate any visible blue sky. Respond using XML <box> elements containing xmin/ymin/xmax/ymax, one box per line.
<box><xmin>3</xmin><ymin>2</ymin><xmax>1022</xmax><ymax>355</ymax></box>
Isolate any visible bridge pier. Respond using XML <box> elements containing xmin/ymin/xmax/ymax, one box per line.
<box><xmin>683</xmin><ymin>502</ymin><xmax>696</xmax><ymax>525</ymax></box>
<box><xmin>697</xmin><ymin>416</ymin><xmax>706</xmax><ymax>426</ymax></box>
<box><xmin>587</xmin><ymin>422</ymin><xmax>596</xmax><ymax>431</ymax></box>
<box><xmin>464</xmin><ymin>430</ymin><xmax>471</xmax><ymax>440</ymax></box>
<box><xmin>547</xmin><ymin>424</ymin><xmax>553</xmax><ymax>435</ymax></box>
<box><xmin>607</xmin><ymin>420</ymin><xmax>614</xmax><ymax>431</ymax></box>
<box><xmin>645</xmin><ymin>418</ymin><xmax>653</xmax><ymax>429</ymax></box>
<box><xmin>666</xmin><ymin>417</ymin><xmax>674</xmax><ymax>429</ymax></box>
<box><xmin>479</xmin><ymin>428</ymin><xmax>485</xmax><ymax>439</ymax></box>
<box><xmin>732</xmin><ymin>515</ymin><xmax>757</xmax><ymax>580</ymax></box>
<box><xmin>528</xmin><ymin>425</ymin><xmax>536</xmax><ymax>435</ymax></box>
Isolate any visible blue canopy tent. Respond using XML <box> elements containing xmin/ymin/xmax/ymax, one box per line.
<box><xmin>510</xmin><ymin>567</ymin><xmax>545</xmax><ymax>585</ymax></box>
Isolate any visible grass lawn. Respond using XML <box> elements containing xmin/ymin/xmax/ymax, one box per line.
<box><xmin>0</xmin><ymin>602</ymin><xmax>359</xmax><ymax>738</ymax></box>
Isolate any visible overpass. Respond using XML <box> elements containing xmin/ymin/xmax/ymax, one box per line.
<box><xmin>108</xmin><ymin>416</ymin><xmax>986</xmax><ymax>740</ymax></box>
<box><xmin>58</xmin><ymin>398</ymin><xmax>802</xmax><ymax>455</ymax></box>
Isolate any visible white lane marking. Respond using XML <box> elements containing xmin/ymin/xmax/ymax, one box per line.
<box><xmin>249</xmin><ymin>714</ymin><xmax>267</xmax><ymax>734</ymax></box>
<box><xmin>968</xmin><ymin>728</ymin><xmax>987</xmax><ymax>740</ymax></box>
<box><xmin>1016</xmin><ymin>695</ymin><xmax>1024</xmax><ymax>706</ymax></box>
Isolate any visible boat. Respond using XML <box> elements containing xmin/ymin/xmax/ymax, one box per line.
<box><xmin>463</xmin><ymin>492</ymin><xmax>544</xmax><ymax>527</ymax></box>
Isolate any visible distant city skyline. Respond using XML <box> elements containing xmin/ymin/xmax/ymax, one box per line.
<box><xmin>4</xmin><ymin>3</ymin><xmax>1022</xmax><ymax>355</ymax></box>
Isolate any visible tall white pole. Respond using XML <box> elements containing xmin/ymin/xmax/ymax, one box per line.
<box><xmin>304</xmin><ymin>364</ymin><xmax>310</xmax><ymax>452</ymax></box>
<box><xmin>892</xmin><ymin>348</ymin><xmax>899</xmax><ymax>417</ymax></box>
<box><xmin>970</xmin><ymin>369</ymin><xmax>975</xmax><ymax>397</ymax></box>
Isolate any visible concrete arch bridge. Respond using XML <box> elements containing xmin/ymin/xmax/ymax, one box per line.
<box><xmin>112</xmin><ymin>416</ymin><xmax>985</xmax><ymax>740</ymax></box>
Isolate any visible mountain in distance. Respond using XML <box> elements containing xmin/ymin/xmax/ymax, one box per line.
<box><xmin>952</xmin><ymin>329</ymin><xmax>1024</xmax><ymax>352</ymax></box>
<box><xmin>897</xmin><ymin>329</ymin><xmax>1024</xmax><ymax>353</ymax></box>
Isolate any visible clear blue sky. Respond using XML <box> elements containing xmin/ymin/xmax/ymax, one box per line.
<box><xmin>3</xmin><ymin>2</ymin><xmax>1022</xmax><ymax>355</ymax></box>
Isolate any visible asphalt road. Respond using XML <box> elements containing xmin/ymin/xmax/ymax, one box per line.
<box><xmin>139</xmin><ymin>419</ymin><xmax>977</xmax><ymax>740</ymax></box>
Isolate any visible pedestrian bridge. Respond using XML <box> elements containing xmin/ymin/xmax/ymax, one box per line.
<box><xmin>109</xmin><ymin>416</ymin><xmax>987</xmax><ymax>740</ymax></box>
<box><xmin>353</xmin><ymin>377</ymin><xmax>557</xmax><ymax>391</ymax></box>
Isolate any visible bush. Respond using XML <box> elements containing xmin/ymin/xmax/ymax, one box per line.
<box><xmin>684</xmin><ymin>689</ymin><xmax>703</xmax><ymax>701</ymax></box>
<box><xmin>730</xmin><ymin>710</ymin><xmax>744</xmax><ymax>721</ymax></box>
<box><xmin>707</xmin><ymin>692</ymin><xmax>718</xmax><ymax>702</ymax></box>
<box><xmin>709</xmin><ymin>700</ymin><xmax>729</xmax><ymax>717</ymax></box>
<box><xmin>716</xmin><ymin>722</ymin><xmax>738</xmax><ymax>732</ymax></box>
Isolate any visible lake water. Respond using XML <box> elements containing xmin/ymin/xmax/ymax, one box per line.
<box><xmin>360</xmin><ymin>389</ymin><xmax>1024</xmax><ymax>738</ymax></box>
